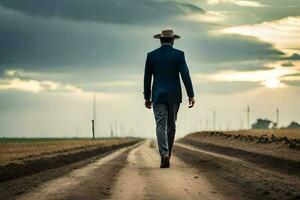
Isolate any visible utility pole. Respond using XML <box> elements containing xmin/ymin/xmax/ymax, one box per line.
<box><xmin>240</xmin><ymin>120</ymin><xmax>244</xmax><ymax>130</ymax></box>
<box><xmin>227</xmin><ymin>123</ymin><xmax>231</xmax><ymax>131</ymax></box>
<box><xmin>199</xmin><ymin>119</ymin><xmax>202</xmax><ymax>131</ymax></box>
<box><xmin>276</xmin><ymin>108</ymin><xmax>279</xmax><ymax>129</ymax></box>
<box><xmin>120</xmin><ymin>122</ymin><xmax>124</xmax><ymax>138</ymax></box>
<box><xmin>91</xmin><ymin>119</ymin><xmax>95</xmax><ymax>139</ymax></box>
<box><xmin>205</xmin><ymin>119</ymin><xmax>209</xmax><ymax>130</ymax></box>
<box><xmin>91</xmin><ymin>93</ymin><xmax>96</xmax><ymax>139</ymax></box>
<box><xmin>213</xmin><ymin>110</ymin><xmax>216</xmax><ymax>132</ymax></box>
<box><xmin>247</xmin><ymin>105</ymin><xmax>250</xmax><ymax>129</ymax></box>
<box><xmin>110</xmin><ymin>125</ymin><xmax>114</xmax><ymax>138</ymax></box>
<box><xmin>115</xmin><ymin>119</ymin><xmax>118</xmax><ymax>138</ymax></box>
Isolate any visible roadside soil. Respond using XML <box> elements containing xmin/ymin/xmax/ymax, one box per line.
<box><xmin>0</xmin><ymin>141</ymin><xmax>142</xmax><ymax>200</ymax></box>
<box><xmin>0</xmin><ymin>139</ymin><xmax>140</xmax><ymax>182</ymax></box>
<box><xmin>175</xmin><ymin>132</ymin><xmax>300</xmax><ymax>200</ymax></box>
<box><xmin>179</xmin><ymin>132</ymin><xmax>300</xmax><ymax>177</ymax></box>
<box><xmin>2</xmin><ymin>138</ymin><xmax>299</xmax><ymax>200</ymax></box>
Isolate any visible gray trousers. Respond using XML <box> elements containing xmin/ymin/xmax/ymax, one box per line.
<box><xmin>153</xmin><ymin>103</ymin><xmax>180</xmax><ymax>158</ymax></box>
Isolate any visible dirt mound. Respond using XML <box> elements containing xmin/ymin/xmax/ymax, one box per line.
<box><xmin>179</xmin><ymin>132</ymin><xmax>300</xmax><ymax>177</ymax></box>
<box><xmin>0</xmin><ymin>139</ymin><xmax>140</xmax><ymax>182</ymax></box>
<box><xmin>213</xmin><ymin>131</ymin><xmax>300</xmax><ymax>149</ymax></box>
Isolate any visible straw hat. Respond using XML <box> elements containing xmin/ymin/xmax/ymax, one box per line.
<box><xmin>153</xmin><ymin>30</ymin><xmax>180</xmax><ymax>39</ymax></box>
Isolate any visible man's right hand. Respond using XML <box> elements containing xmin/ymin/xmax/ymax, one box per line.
<box><xmin>145</xmin><ymin>100</ymin><xmax>152</xmax><ymax>109</ymax></box>
<box><xmin>188</xmin><ymin>97</ymin><xmax>195</xmax><ymax>108</ymax></box>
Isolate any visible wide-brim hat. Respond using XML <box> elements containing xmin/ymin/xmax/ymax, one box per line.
<box><xmin>153</xmin><ymin>30</ymin><xmax>180</xmax><ymax>39</ymax></box>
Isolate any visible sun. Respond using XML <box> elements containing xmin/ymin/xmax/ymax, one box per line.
<box><xmin>264</xmin><ymin>77</ymin><xmax>281</xmax><ymax>89</ymax></box>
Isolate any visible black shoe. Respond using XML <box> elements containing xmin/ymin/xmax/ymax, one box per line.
<box><xmin>160</xmin><ymin>154</ymin><xmax>170</xmax><ymax>168</ymax></box>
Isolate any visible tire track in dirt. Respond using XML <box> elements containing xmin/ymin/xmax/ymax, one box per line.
<box><xmin>14</xmin><ymin>142</ymin><xmax>142</xmax><ymax>200</ymax></box>
<box><xmin>174</xmin><ymin>142</ymin><xmax>300</xmax><ymax>200</ymax></box>
<box><xmin>10</xmin><ymin>139</ymin><xmax>282</xmax><ymax>200</ymax></box>
<box><xmin>109</xmin><ymin>139</ymin><xmax>226</xmax><ymax>200</ymax></box>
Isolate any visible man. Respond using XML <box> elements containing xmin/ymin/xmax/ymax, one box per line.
<box><xmin>143</xmin><ymin>30</ymin><xmax>195</xmax><ymax>168</ymax></box>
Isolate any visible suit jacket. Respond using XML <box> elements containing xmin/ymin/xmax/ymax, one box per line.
<box><xmin>143</xmin><ymin>44</ymin><xmax>194</xmax><ymax>104</ymax></box>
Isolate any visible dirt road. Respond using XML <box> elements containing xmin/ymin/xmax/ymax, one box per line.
<box><xmin>110</xmin><ymin>140</ymin><xmax>225</xmax><ymax>200</ymax></box>
<box><xmin>1</xmin><ymin>139</ymin><xmax>299</xmax><ymax>200</ymax></box>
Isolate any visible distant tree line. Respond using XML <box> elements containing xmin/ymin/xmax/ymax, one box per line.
<box><xmin>251</xmin><ymin>119</ymin><xmax>300</xmax><ymax>129</ymax></box>
<box><xmin>287</xmin><ymin>121</ymin><xmax>300</xmax><ymax>129</ymax></box>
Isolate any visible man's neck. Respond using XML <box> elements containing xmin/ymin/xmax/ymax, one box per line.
<box><xmin>161</xmin><ymin>43</ymin><xmax>173</xmax><ymax>46</ymax></box>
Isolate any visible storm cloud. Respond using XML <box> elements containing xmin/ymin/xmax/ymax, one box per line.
<box><xmin>0</xmin><ymin>0</ymin><xmax>204</xmax><ymax>24</ymax></box>
<box><xmin>1</xmin><ymin>0</ymin><xmax>300</xmax><ymax>138</ymax></box>
<box><xmin>0</xmin><ymin>6</ymin><xmax>284</xmax><ymax>75</ymax></box>
<box><xmin>185</xmin><ymin>34</ymin><xmax>284</xmax><ymax>65</ymax></box>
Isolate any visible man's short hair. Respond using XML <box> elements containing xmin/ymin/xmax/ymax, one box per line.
<box><xmin>160</xmin><ymin>37</ymin><xmax>174</xmax><ymax>44</ymax></box>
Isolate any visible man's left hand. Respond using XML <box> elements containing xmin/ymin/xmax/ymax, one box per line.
<box><xmin>188</xmin><ymin>97</ymin><xmax>195</xmax><ymax>108</ymax></box>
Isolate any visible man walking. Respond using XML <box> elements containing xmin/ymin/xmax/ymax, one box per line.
<box><xmin>143</xmin><ymin>30</ymin><xmax>195</xmax><ymax>168</ymax></box>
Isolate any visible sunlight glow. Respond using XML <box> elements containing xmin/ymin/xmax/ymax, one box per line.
<box><xmin>264</xmin><ymin>78</ymin><xmax>281</xmax><ymax>89</ymax></box>
<box><xmin>198</xmin><ymin>68</ymin><xmax>296</xmax><ymax>82</ymax></box>
<box><xmin>196</xmin><ymin>66</ymin><xmax>299</xmax><ymax>89</ymax></box>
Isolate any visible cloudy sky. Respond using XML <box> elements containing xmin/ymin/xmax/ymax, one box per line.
<box><xmin>0</xmin><ymin>0</ymin><xmax>299</xmax><ymax>138</ymax></box>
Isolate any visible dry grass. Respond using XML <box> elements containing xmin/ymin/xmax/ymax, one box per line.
<box><xmin>226</xmin><ymin>129</ymin><xmax>300</xmax><ymax>139</ymax></box>
<box><xmin>0</xmin><ymin>138</ymin><xmax>134</xmax><ymax>166</ymax></box>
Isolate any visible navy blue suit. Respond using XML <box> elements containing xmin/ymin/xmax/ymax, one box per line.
<box><xmin>143</xmin><ymin>44</ymin><xmax>195</xmax><ymax>159</ymax></box>
<box><xmin>143</xmin><ymin>44</ymin><xmax>194</xmax><ymax>104</ymax></box>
